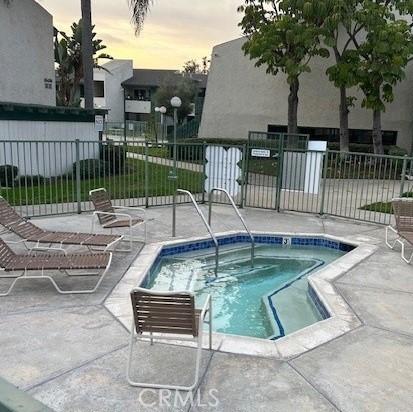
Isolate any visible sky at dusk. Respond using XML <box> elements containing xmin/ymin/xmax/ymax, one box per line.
<box><xmin>38</xmin><ymin>0</ymin><xmax>242</xmax><ymax>70</ymax></box>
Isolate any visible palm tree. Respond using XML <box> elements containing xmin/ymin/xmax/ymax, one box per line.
<box><xmin>80</xmin><ymin>0</ymin><xmax>151</xmax><ymax>110</ymax></box>
<box><xmin>129</xmin><ymin>0</ymin><xmax>153</xmax><ymax>33</ymax></box>
<box><xmin>81</xmin><ymin>0</ymin><xmax>94</xmax><ymax>109</ymax></box>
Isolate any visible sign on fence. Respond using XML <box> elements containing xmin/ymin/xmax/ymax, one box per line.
<box><xmin>94</xmin><ymin>115</ymin><xmax>104</xmax><ymax>132</ymax></box>
<box><xmin>251</xmin><ymin>149</ymin><xmax>271</xmax><ymax>158</ymax></box>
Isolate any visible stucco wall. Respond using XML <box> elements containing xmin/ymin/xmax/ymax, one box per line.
<box><xmin>199</xmin><ymin>37</ymin><xmax>413</xmax><ymax>150</ymax></box>
<box><xmin>0</xmin><ymin>0</ymin><xmax>56</xmax><ymax>106</ymax></box>
<box><xmin>105</xmin><ymin>60</ymin><xmax>133</xmax><ymax>123</ymax></box>
<box><xmin>0</xmin><ymin>120</ymin><xmax>101</xmax><ymax>176</ymax></box>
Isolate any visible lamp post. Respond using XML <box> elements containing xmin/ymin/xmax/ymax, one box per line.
<box><xmin>169</xmin><ymin>96</ymin><xmax>182</xmax><ymax>181</ymax></box>
<box><xmin>159</xmin><ymin>106</ymin><xmax>167</xmax><ymax>142</ymax></box>
<box><xmin>154</xmin><ymin>106</ymin><xmax>160</xmax><ymax>143</ymax></box>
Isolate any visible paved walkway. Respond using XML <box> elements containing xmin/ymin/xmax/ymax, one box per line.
<box><xmin>127</xmin><ymin>151</ymin><xmax>203</xmax><ymax>172</ymax></box>
<box><xmin>0</xmin><ymin>205</ymin><xmax>412</xmax><ymax>411</ymax></box>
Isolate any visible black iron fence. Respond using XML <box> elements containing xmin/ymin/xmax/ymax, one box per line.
<box><xmin>0</xmin><ymin>139</ymin><xmax>409</xmax><ymax>224</ymax></box>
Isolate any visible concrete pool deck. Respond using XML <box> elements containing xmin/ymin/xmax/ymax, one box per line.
<box><xmin>0</xmin><ymin>205</ymin><xmax>412</xmax><ymax>411</ymax></box>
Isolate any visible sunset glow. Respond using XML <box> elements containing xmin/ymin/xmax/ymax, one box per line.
<box><xmin>38</xmin><ymin>0</ymin><xmax>242</xmax><ymax>69</ymax></box>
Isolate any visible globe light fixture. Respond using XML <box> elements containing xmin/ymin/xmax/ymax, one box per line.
<box><xmin>170</xmin><ymin>96</ymin><xmax>182</xmax><ymax>108</ymax></box>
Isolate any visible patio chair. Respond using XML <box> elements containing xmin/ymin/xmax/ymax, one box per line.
<box><xmin>89</xmin><ymin>188</ymin><xmax>148</xmax><ymax>251</ymax></box>
<box><xmin>127</xmin><ymin>288</ymin><xmax>212</xmax><ymax>391</ymax></box>
<box><xmin>386</xmin><ymin>197</ymin><xmax>413</xmax><ymax>263</ymax></box>
<box><xmin>0</xmin><ymin>196</ymin><xmax>122</xmax><ymax>252</ymax></box>
<box><xmin>0</xmin><ymin>238</ymin><xmax>112</xmax><ymax>296</ymax></box>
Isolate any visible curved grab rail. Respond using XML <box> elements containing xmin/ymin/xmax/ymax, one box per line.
<box><xmin>208</xmin><ymin>187</ymin><xmax>255</xmax><ymax>267</ymax></box>
<box><xmin>172</xmin><ymin>189</ymin><xmax>219</xmax><ymax>276</ymax></box>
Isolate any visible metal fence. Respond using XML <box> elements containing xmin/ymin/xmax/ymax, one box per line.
<box><xmin>0</xmin><ymin>139</ymin><xmax>410</xmax><ymax>224</ymax></box>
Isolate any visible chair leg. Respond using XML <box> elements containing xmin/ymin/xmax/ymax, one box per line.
<box><xmin>209</xmin><ymin>303</ymin><xmax>213</xmax><ymax>350</ymax></box>
<box><xmin>126</xmin><ymin>329</ymin><xmax>202</xmax><ymax>391</ymax></box>
<box><xmin>400</xmin><ymin>240</ymin><xmax>413</xmax><ymax>264</ymax></box>
<box><xmin>0</xmin><ymin>276</ymin><xmax>25</xmax><ymax>297</ymax></box>
<box><xmin>126</xmin><ymin>320</ymin><xmax>137</xmax><ymax>385</ymax></box>
<box><xmin>385</xmin><ymin>226</ymin><xmax>400</xmax><ymax>249</ymax></box>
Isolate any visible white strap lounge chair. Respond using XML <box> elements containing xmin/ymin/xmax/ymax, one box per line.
<box><xmin>0</xmin><ymin>239</ymin><xmax>112</xmax><ymax>296</ymax></box>
<box><xmin>127</xmin><ymin>287</ymin><xmax>212</xmax><ymax>391</ymax></box>
<box><xmin>89</xmin><ymin>188</ymin><xmax>149</xmax><ymax>252</ymax></box>
<box><xmin>386</xmin><ymin>197</ymin><xmax>413</xmax><ymax>263</ymax></box>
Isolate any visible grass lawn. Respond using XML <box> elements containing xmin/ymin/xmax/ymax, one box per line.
<box><xmin>247</xmin><ymin>158</ymin><xmax>278</xmax><ymax>176</ymax></box>
<box><xmin>127</xmin><ymin>145</ymin><xmax>170</xmax><ymax>159</ymax></box>
<box><xmin>0</xmin><ymin>159</ymin><xmax>203</xmax><ymax>206</ymax></box>
<box><xmin>360</xmin><ymin>192</ymin><xmax>413</xmax><ymax>213</ymax></box>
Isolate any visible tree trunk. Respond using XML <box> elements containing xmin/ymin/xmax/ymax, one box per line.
<box><xmin>81</xmin><ymin>0</ymin><xmax>94</xmax><ymax>110</ymax></box>
<box><xmin>339</xmin><ymin>86</ymin><xmax>350</xmax><ymax>153</ymax></box>
<box><xmin>372</xmin><ymin>109</ymin><xmax>384</xmax><ymax>155</ymax></box>
<box><xmin>288</xmin><ymin>77</ymin><xmax>299</xmax><ymax>135</ymax></box>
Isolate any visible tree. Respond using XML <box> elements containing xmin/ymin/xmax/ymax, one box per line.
<box><xmin>309</xmin><ymin>0</ymin><xmax>362</xmax><ymax>153</ymax></box>
<box><xmin>350</xmin><ymin>2</ymin><xmax>413</xmax><ymax>154</ymax></box>
<box><xmin>183</xmin><ymin>60</ymin><xmax>200</xmax><ymax>74</ymax></box>
<box><xmin>129</xmin><ymin>0</ymin><xmax>153</xmax><ymax>33</ymax></box>
<box><xmin>81</xmin><ymin>0</ymin><xmax>94</xmax><ymax>109</ymax></box>
<box><xmin>153</xmin><ymin>76</ymin><xmax>198</xmax><ymax>121</ymax></box>
<box><xmin>182</xmin><ymin>57</ymin><xmax>210</xmax><ymax>74</ymax></box>
<box><xmin>55</xmin><ymin>21</ymin><xmax>112</xmax><ymax>106</ymax></box>
<box><xmin>238</xmin><ymin>0</ymin><xmax>327</xmax><ymax>134</ymax></box>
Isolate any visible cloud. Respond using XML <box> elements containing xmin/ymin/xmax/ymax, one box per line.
<box><xmin>38</xmin><ymin>0</ymin><xmax>241</xmax><ymax>68</ymax></box>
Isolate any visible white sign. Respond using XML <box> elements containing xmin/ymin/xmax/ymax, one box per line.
<box><xmin>94</xmin><ymin>115</ymin><xmax>104</xmax><ymax>132</ymax></box>
<box><xmin>251</xmin><ymin>149</ymin><xmax>271</xmax><ymax>158</ymax></box>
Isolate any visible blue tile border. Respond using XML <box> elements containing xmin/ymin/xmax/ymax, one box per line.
<box><xmin>159</xmin><ymin>235</ymin><xmax>355</xmax><ymax>257</ymax></box>
<box><xmin>308</xmin><ymin>284</ymin><xmax>330</xmax><ymax>320</ymax></box>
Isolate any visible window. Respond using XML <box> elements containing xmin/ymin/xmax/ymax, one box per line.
<box><xmin>125</xmin><ymin>112</ymin><xmax>151</xmax><ymax>121</ymax></box>
<box><xmin>267</xmin><ymin>125</ymin><xmax>398</xmax><ymax>146</ymax></box>
<box><xmin>133</xmin><ymin>88</ymin><xmax>151</xmax><ymax>101</ymax></box>
<box><xmin>80</xmin><ymin>82</ymin><xmax>105</xmax><ymax>99</ymax></box>
<box><xmin>94</xmin><ymin>81</ymin><xmax>105</xmax><ymax>98</ymax></box>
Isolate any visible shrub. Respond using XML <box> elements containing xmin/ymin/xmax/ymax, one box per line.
<box><xmin>327</xmin><ymin>143</ymin><xmax>408</xmax><ymax>156</ymax></box>
<box><xmin>100</xmin><ymin>143</ymin><xmax>126</xmax><ymax>175</ymax></box>
<box><xmin>387</xmin><ymin>146</ymin><xmax>408</xmax><ymax>157</ymax></box>
<box><xmin>73</xmin><ymin>159</ymin><xmax>107</xmax><ymax>180</ymax></box>
<box><xmin>327</xmin><ymin>143</ymin><xmax>375</xmax><ymax>153</ymax></box>
<box><xmin>17</xmin><ymin>175</ymin><xmax>46</xmax><ymax>186</ymax></box>
<box><xmin>167</xmin><ymin>144</ymin><xmax>205</xmax><ymax>162</ymax></box>
<box><xmin>0</xmin><ymin>165</ymin><xmax>18</xmax><ymax>187</ymax></box>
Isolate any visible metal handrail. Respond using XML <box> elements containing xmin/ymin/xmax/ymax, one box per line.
<box><xmin>172</xmin><ymin>189</ymin><xmax>219</xmax><ymax>276</ymax></box>
<box><xmin>208</xmin><ymin>188</ymin><xmax>255</xmax><ymax>267</ymax></box>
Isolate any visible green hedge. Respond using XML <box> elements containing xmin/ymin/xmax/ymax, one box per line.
<box><xmin>327</xmin><ymin>143</ymin><xmax>408</xmax><ymax>156</ymax></box>
<box><xmin>0</xmin><ymin>165</ymin><xmax>18</xmax><ymax>187</ymax></box>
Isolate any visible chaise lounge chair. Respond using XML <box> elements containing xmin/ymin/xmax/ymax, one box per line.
<box><xmin>386</xmin><ymin>197</ymin><xmax>413</xmax><ymax>263</ymax></box>
<box><xmin>127</xmin><ymin>288</ymin><xmax>212</xmax><ymax>391</ymax></box>
<box><xmin>0</xmin><ymin>196</ymin><xmax>122</xmax><ymax>252</ymax></box>
<box><xmin>0</xmin><ymin>238</ymin><xmax>112</xmax><ymax>296</ymax></box>
<box><xmin>89</xmin><ymin>188</ymin><xmax>148</xmax><ymax>251</ymax></box>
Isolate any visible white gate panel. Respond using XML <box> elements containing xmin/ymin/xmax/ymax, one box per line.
<box><xmin>205</xmin><ymin>145</ymin><xmax>242</xmax><ymax>196</ymax></box>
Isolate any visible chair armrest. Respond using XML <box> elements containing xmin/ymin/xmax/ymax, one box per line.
<box><xmin>93</xmin><ymin>210</ymin><xmax>132</xmax><ymax>226</ymax></box>
<box><xmin>200</xmin><ymin>294</ymin><xmax>211</xmax><ymax>320</ymax></box>
<box><xmin>113</xmin><ymin>206</ymin><xmax>146</xmax><ymax>216</ymax></box>
<box><xmin>93</xmin><ymin>210</ymin><xmax>132</xmax><ymax>222</ymax></box>
<box><xmin>28</xmin><ymin>246</ymin><xmax>67</xmax><ymax>256</ymax></box>
<box><xmin>2</xmin><ymin>239</ymin><xmax>26</xmax><ymax>245</ymax></box>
